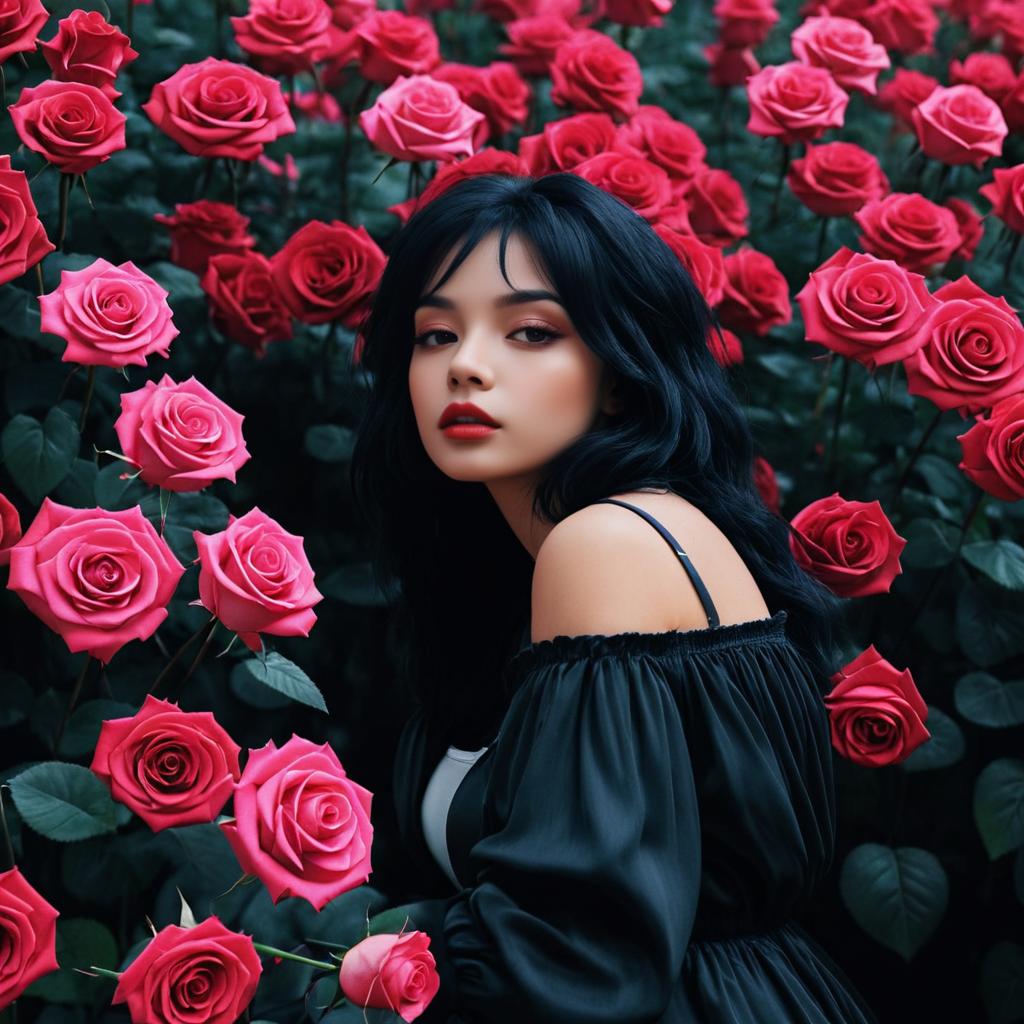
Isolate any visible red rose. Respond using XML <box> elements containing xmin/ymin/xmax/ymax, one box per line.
<box><xmin>651</xmin><ymin>199</ymin><xmax>693</xmax><ymax>235</ymax></box>
<box><xmin>39</xmin><ymin>10</ymin><xmax>138</xmax><ymax>100</ymax></box>
<box><xmin>354</xmin><ymin>9</ymin><xmax>441</xmax><ymax>84</ymax></box>
<box><xmin>231</xmin><ymin>0</ymin><xmax>332</xmax><ymax>74</ymax></box>
<box><xmin>193</xmin><ymin>507</ymin><xmax>324</xmax><ymax>653</ymax></box>
<box><xmin>340</xmin><ymin>931</ymin><xmax>440</xmax><ymax>1022</ymax></box>
<box><xmin>154</xmin><ymin>200</ymin><xmax>256</xmax><ymax>277</ymax></box>
<box><xmin>861</xmin><ymin>0</ymin><xmax>938</xmax><ymax>55</ymax></box>
<box><xmin>703</xmin><ymin>43</ymin><xmax>760</xmax><ymax>87</ymax></box>
<box><xmin>143</xmin><ymin>57</ymin><xmax>296</xmax><ymax>160</ymax></box>
<box><xmin>0</xmin><ymin>867</ymin><xmax>59</xmax><ymax>1005</ymax></box>
<box><xmin>708</xmin><ymin>324</ymin><xmax>744</xmax><ymax>367</ymax></box>
<box><xmin>0</xmin><ymin>0</ymin><xmax>47</xmax><ymax>65</ymax></box>
<box><xmin>789</xmin><ymin>492</ymin><xmax>906</xmax><ymax>597</ymax></box>
<box><xmin>654</xmin><ymin>225</ymin><xmax>726</xmax><ymax>306</ymax></box>
<box><xmin>718</xmin><ymin>246</ymin><xmax>792</xmax><ymax>336</ymax></box>
<box><xmin>90</xmin><ymin>694</ymin><xmax>241</xmax><ymax>831</ymax></box>
<box><xmin>359</xmin><ymin>74</ymin><xmax>488</xmax><ymax>162</ymax></box>
<box><xmin>6</xmin><ymin>499</ymin><xmax>186</xmax><ymax>664</ymax></box>
<box><xmin>685</xmin><ymin>167</ymin><xmax>749</xmax><ymax>247</ymax></box>
<box><xmin>945</xmin><ymin>197</ymin><xmax>984</xmax><ymax>260</ymax></box>
<box><xmin>980</xmin><ymin>163</ymin><xmax>1024</xmax><ymax>234</ymax></box>
<box><xmin>201</xmin><ymin>251</ymin><xmax>294</xmax><ymax>355</ymax></box>
<box><xmin>904</xmin><ymin>276</ymin><xmax>1024</xmax><ymax>415</ymax></box>
<box><xmin>517</xmin><ymin>111</ymin><xmax>618</xmax><ymax>174</ymax></box>
<box><xmin>712</xmin><ymin>0</ymin><xmax>779</xmax><ymax>47</ymax></box>
<box><xmin>796</xmin><ymin>248</ymin><xmax>935</xmax><ymax>370</ymax></box>
<box><xmin>616</xmin><ymin>106</ymin><xmax>706</xmax><ymax>196</ymax></box>
<box><xmin>596</xmin><ymin>0</ymin><xmax>673</xmax><ymax>27</ymax></box>
<box><xmin>10</xmin><ymin>80</ymin><xmax>127</xmax><ymax>175</ymax></box>
<box><xmin>39</xmin><ymin>258</ymin><xmax>178</xmax><ymax>368</ymax></box>
<box><xmin>999</xmin><ymin>72</ymin><xmax>1024</xmax><ymax>132</ymax></box>
<box><xmin>220</xmin><ymin>734</ymin><xmax>373</xmax><ymax>909</ymax></box>
<box><xmin>0</xmin><ymin>155</ymin><xmax>53</xmax><ymax>288</ymax></box>
<box><xmin>791</xmin><ymin>13</ymin><xmax>889</xmax><ymax>95</ymax></box>
<box><xmin>983</xmin><ymin>1</ymin><xmax>1024</xmax><ymax>61</ymax></box>
<box><xmin>0</xmin><ymin>491</ymin><xmax>21</xmax><ymax>567</ymax></box>
<box><xmin>112</xmin><ymin>916</ymin><xmax>261</xmax><ymax>1024</ymax></box>
<box><xmin>957</xmin><ymin>392</ymin><xmax>1024</xmax><ymax>501</ymax></box>
<box><xmin>753</xmin><ymin>455</ymin><xmax>779</xmax><ymax>513</ymax></box>
<box><xmin>875</xmin><ymin>68</ymin><xmax>939</xmax><ymax>128</ymax></box>
<box><xmin>824</xmin><ymin>645</ymin><xmax>929</xmax><ymax>767</ymax></box>
<box><xmin>550</xmin><ymin>29</ymin><xmax>644</xmax><ymax>121</ymax></box>
<box><xmin>389</xmin><ymin>148</ymin><xmax>527</xmax><ymax>224</ymax></box>
<box><xmin>328</xmin><ymin>0</ymin><xmax>375</xmax><ymax>30</ymax></box>
<box><xmin>747</xmin><ymin>61</ymin><xmax>848</xmax><ymax>144</ymax></box>
<box><xmin>787</xmin><ymin>141</ymin><xmax>888</xmax><ymax>217</ymax></box>
<box><xmin>270</xmin><ymin>219</ymin><xmax>386</xmax><ymax>326</ymax></box>
<box><xmin>432</xmin><ymin>60</ymin><xmax>531</xmax><ymax>140</ymax></box>
<box><xmin>476</xmin><ymin>0</ymin><xmax>583</xmax><ymax>22</ymax></box>
<box><xmin>950</xmin><ymin>51</ymin><xmax>1016</xmax><ymax>102</ymax></box>
<box><xmin>854</xmin><ymin>192</ymin><xmax>961</xmax><ymax>274</ymax></box>
<box><xmin>572</xmin><ymin>150</ymin><xmax>673</xmax><ymax>219</ymax></box>
<box><xmin>498</xmin><ymin>13</ymin><xmax>576</xmax><ymax>75</ymax></box>
<box><xmin>911</xmin><ymin>83</ymin><xmax>1007</xmax><ymax>168</ymax></box>
<box><xmin>114</xmin><ymin>374</ymin><xmax>251</xmax><ymax>492</ymax></box>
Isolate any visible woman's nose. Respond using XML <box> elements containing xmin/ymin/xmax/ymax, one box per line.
<box><xmin>447</xmin><ymin>329</ymin><xmax>495</xmax><ymax>388</ymax></box>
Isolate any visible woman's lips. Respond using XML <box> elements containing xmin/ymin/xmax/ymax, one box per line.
<box><xmin>440</xmin><ymin>423</ymin><xmax>500</xmax><ymax>439</ymax></box>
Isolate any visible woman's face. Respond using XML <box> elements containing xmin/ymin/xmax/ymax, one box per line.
<box><xmin>409</xmin><ymin>231</ymin><xmax>617</xmax><ymax>488</ymax></box>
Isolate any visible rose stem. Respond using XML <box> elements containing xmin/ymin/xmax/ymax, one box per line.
<box><xmin>824</xmin><ymin>356</ymin><xmax>851</xmax><ymax>490</ymax></box>
<box><xmin>891</xmin><ymin>489</ymin><xmax>986</xmax><ymax>659</ymax></box>
<box><xmin>252</xmin><ymin>943</ymin><xmax>337</xmax><ymax>971</ymax></box>
<box><xmin>198</xmin><ymin>157</ymin><xmax>216</xmax><ymax>201</ymax></box>
<box><xmin>53</xmin><ymin>656</ymin><xmax>94</xmax><ymax>753</ymax></box>
<box><xmin>815</xmin><ymin>216</ymin><xmax>830</xmax><ymax>267</ymax></box>
<box><xmin>224</xmin><ymin>158</ymin><xmax>238</xmax><ymax>208</ymax></box>
<box><xmin>150</xmin><ymin>616</ymin><xmax>217</xmax><ymax>696</ymax></box>
<box><xmin>769</xmin><ymin>141</ymin><xmax>791</xmax><ymax>226</ymax></box>
<box><xmin>175</xmin><ymin>618</ymin><xmax>220</xmax><ymax>692</ymax></box>
<box><xmin>57</xmin><ymin>172</ymin><xmax>73</xmax><ymax>252</ymax></box>
<box><xmin>35</xmin><ymin>261</ymin><xmax>44</xmax><ymax>295</ymax></box>
<box><xmin>1</xmin><ymin>65</ymin><xmax>5</xmax><ymax>110</ymax></box>
<box><xmin>78</xmin><ymin>366</ymin><xmax>95</xmax><ymax>432</ymax></box>
<box><xmin>1003</xmin><ymin>231</ymin><xmax>1022</xmax><ymax>287</ymax></box>
<box><xmin>887</xmin><ymin>407</ymin><xmax>946</xmax><ymax>508</ymax></box>
<box><xmin>55</xmin><ymin>365</ymin><xmax>81</xmax><ymax>403</ymax></box>
<box><xmin>0</xmin><ymin>786</ymin><xmax>17</xmax><ymax>871</ymax></box>
<box><xmin>340</xmin><ymin>79</ymin><xmax>373</xmax><ymax>222</ymax></box>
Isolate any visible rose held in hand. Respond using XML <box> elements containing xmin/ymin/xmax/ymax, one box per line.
<box><xmin>91</xmin><ymin>694</ymin><xmax>241</xmax><ymax>831</ymax></box>
<box><xmin>220</xmin><ymin>735</ymin><xmax>374</xmax><ymax>910</ymax></box>
<box><xmin>340</xmin><ymin>931</ymin><xmax>440</xmax><ymax>1022</ymax></box>
<box><xmin>193</xmin><ymin>506</ymin><xmax>324</xmax><ymax>653</ymax></box>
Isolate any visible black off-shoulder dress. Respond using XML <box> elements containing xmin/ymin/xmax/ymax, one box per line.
<box><xmin>390</xmin><ymin>498</ymin><xmax>880</xmax><ymax>1024</ymax></box>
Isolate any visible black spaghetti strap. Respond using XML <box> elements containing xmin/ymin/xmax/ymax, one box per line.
<box><xmin>594</xmin><ymin>498</ymin><xmax>721</xmax><ymax>629</ymax></box>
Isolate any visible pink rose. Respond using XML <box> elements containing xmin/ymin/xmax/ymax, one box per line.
<box><xmin>0</xmin><ymin>0</ymin><xmax>48</xmax><ymax>65</ymax></box>
<box><xmin>0</xmin><ymin>867</ymin><xmax>59</xmax><ymax>1006</ymax></box>
<box><xmin>791</xmin><ymin>14</ymin><xmax>890</xmax><ymax>95</ymax></box>
<box><xmin>359</xmin><ymin>74</ymin><xmax>488</xmax><ymax>162</ymax></box>
<box><xmin>220</xmin><ymin>734</ymin><xmax>374</xmax><ymax>910</ymax></box>
<box><xmin>979</xmin><ymin>163</ymin><xmax>1024</xmax><ymax>234</ymax></box>
<box><xmin>39</xmin><ymin>9</ymin><xmax>139</xmax><ymax>99</ymax></box>
<box><xmin>0</xmin><ymin>154</ymin><xmax>54</xmax><ymax>288</ymax></box>
<box><xmin>786</xmin><ymin>141</ymin><xmax>889</xmax><ymax>217</ymax></box>
<box><xmin>354</xmin><ymin>9</ymin><xmax>442</xmax><ymax>84</ymax></box>
<box><xmin>746</xmin><ymin>61</ymin><xmax>849</xmax><ymax>144</ymax></box>
<box><xmin>90</xmin><ymin>694</ymin><xmax>241</xmax><ymax>831</ymax></box>
<box><xmin>39</xmin><ymin>258</ymin><xmax>178</xmax><ymax>368</ymax></box>
<box><xmin>950</xmin><ymin>52</ymin><xmax>1017</xmax><ymax>103</ymax></box>
<box><xmin>0</xmin><ymin>491</ymin><xmax>21</xmax><ymax>567</ymax></box>
<box><xmin>911</xmin><ymin>83</ymin><xmax>1007</xmax><ymax>168</ymax></box>
<box><xmin>957</xmin><ymin>392</ymin><xmax>1024</xmax><ymax>501</ymax></box>
<box><xmin>854</xmin><ymin>192</ymin><xmax>961</xmax><ymax>274</ymax></box>
<box><xmin>231</xmin><ymin>0</ymin><xmax>332</xmax><ymax>75</ymax></box>
<box><xmin>192</xmin><ymin>507</ymin><xmax>324</xmax><ymax>653</ymax></box>
<box><xmin>340</xmin><ymin>931</ymin><xmax>440</xmax><ymax>1022</ymax></box>
<box><xmin>114</xmin><ymin>374</ymin><xmax>251</xmax><ymax>493</ymax></box>
<box><xmin>861</xmin><ymin>0</ymin><xmax>938</xmax><ymax>55</ymax></box>
<box><xmin>6</xmin><ymin>498</ymin><xmax>186</xmax><ymax>664</ymax></box>
<box><xmin>875</xmin><ymin>67</ymin><xmax>939</xmax><ymax>129</ymax></box>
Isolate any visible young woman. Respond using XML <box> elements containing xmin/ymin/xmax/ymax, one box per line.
<box><xmin>349</xmin><ymin>172</ymin><xmax>879</xmax><ymax>1023</ymax></box>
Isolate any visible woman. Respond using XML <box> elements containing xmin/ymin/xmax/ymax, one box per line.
<box><xmin>349</xmin><ymin>172</ymin><xmax>878</xmax><ymax>1023</ymax></box>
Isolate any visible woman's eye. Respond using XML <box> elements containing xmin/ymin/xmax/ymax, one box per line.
<box><xmin>412</xmin><ymin>325</ymin><xmax>561</xmax><ymax>347</ymax></box>
<box><xmin>510</xmin><ymin>325</ymin><xmax>561</xmax><ymax>345</ymax></box>
<box><xmin>412</xmin><ymin>329</ymin><xmax>456</xmax><ymax>347</ymax></box>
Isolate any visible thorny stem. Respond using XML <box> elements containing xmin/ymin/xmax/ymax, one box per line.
<box><xmin>150</xmin><ymin>616</ymin><xmax>217</xmax><ymax>695</ymax></box>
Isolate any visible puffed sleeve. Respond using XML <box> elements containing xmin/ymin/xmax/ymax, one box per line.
<box><xmin>397</xmin><ymin>650</ymin><xmax>701</xmax><ymax>1024</ymax></box>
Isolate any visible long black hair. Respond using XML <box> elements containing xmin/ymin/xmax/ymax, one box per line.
<box><xmin>349</xmin><ymin>171</ymin><xmax>847</xmax><ymax>747</ymax></box>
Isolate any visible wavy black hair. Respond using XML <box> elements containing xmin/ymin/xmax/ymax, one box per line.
<box><xmin>349</xmin><ymin>172</ymin><xmax>847</xmax><ymax>747</ymax></box>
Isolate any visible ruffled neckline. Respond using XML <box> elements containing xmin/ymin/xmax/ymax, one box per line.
<box><xmin>505</xmin><ymin>610</ymin><xmax>790</xmax><ymax>679</ymax></box>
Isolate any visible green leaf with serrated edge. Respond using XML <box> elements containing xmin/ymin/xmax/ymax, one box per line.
<box><xmin>237</xmin><ymin>652</ymin><xmax>328</xmax><ymax>713</ymax></box>
<box><xmin>981</xmin><ymin>942</ymin><xmax>1024</xmax><ymax>1024</ymax></box>
<box><xmin>955</xmin><ymin>672</ymin><xmax>1024</xmax><ymax>728</ymax></box>
<box><xmin>9</xmin><ymin>761</ymin><xmax>121</xmax><ymax>842</ymax></box>
<box><xmin>974</xmin><ymin>758</ymin><xmax>1024</xmax><ymax>860</ymax></box>
<box><xmin>1</xmin><ymin>409</ymin><xmax>79</xmax><ymax>504</ymax></box>
<box><xmin>901</xmin><ymin>706</ymin><xmax>964</xmax><ymax>772</ymax></box>
<box><xmin>963</xmin><ymin>539</ymin><xmax>1024</xmax><ymax>590</ymax></box>
<box><xmin>900</xmin><ymin>518</ymin><xmax>961</xmax><ymax>570</ymax></box>
<box><xmin>838</xmin><ymin>843</ymin><xmax>948</xmax><ymax>961</ymax></box>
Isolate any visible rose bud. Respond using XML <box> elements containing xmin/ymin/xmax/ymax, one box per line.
<box><xmin>340</xmin><ymin>931</ymin><xmax>440</xmax><ymax>1022</ymax></box>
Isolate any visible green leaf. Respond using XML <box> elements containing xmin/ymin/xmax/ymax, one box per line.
<box><xmin>981</xmin><ymin>941</ymin><xmax>1024</xmax><ymax>1024</ymax></box>
<box><xmin>1</xmin><ymin>408</ymin><xmax>80</xmax><ymax>505</ymax></box>
<box><xmin>901</xmin><ymin>706</ymin><xmax>964</xmax><ymax>772</ymax></box>
<box><xmin>956</xmin><ymin>583</ymin><xmax>1024</xmax><ymax>668</ymax></box>
<box><xmin>900</xmin><ymin>518</ymin><xmax>961</xmax><ymax>570</ymax></box>
<box><xmin>974</xmin><ymin>758</ymin><xmax>1024</xmax><ymax>860</ymax></box>
<box><xmin>304</xmin><ymin>424</ymin><xmax>356</xmax><ymax>463</ymax></box>
<box><xmin>912</xmin><ymin>453</ymin><xmax>968</xmax><ymax>502</ymax></box>
<box><xmin>56</xmin><ymin>699</ymin><xmax>137</xmax><ymax>760</ymax></box>
<box><xmin>24</xmin><ymin>918</ymin><xmax>118</xmax><ymax>1005</ymax></box>
<box><xmin>955</xmin><ymin>672</ymin><xmax>1024</xmax><ymax>729</ymax></box>
<box><xmin>9</xmin><ymin>761</ymin><xmax>123</xmax><ymax>842</ymax></box>
<box><xmin>229</xmin><ymin>661</ymin><xmax>292</xmax><ymax>709</ymax></box>
<box><xmin>94</xmin><ymin>460</ymin><xmax>160</xmax><ymax>516</ymax></box>
<box><xmin>52</xmin><ymin>457</ymin><xmax>100</xmax><ymax>507</ymax></box>
<box><xmin>235</xmin><ymin>653</ymin><xmax>328</xmax><ymax>714</ymax></box>
<box><xmin>838</xmin><ymin>843</ymin><xmax>948</xmax><ymax>961</ymax></box>
<box><xmin>963</xmin><ymin>539</ymin><xmax>1024</xmax><ymax>590</ymax></box>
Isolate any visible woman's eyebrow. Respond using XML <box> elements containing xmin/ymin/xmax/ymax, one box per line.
<box><xmin>414</xmin><ymin>289</ymin><xmax>564</xmax><ymax>311</ymax></box>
